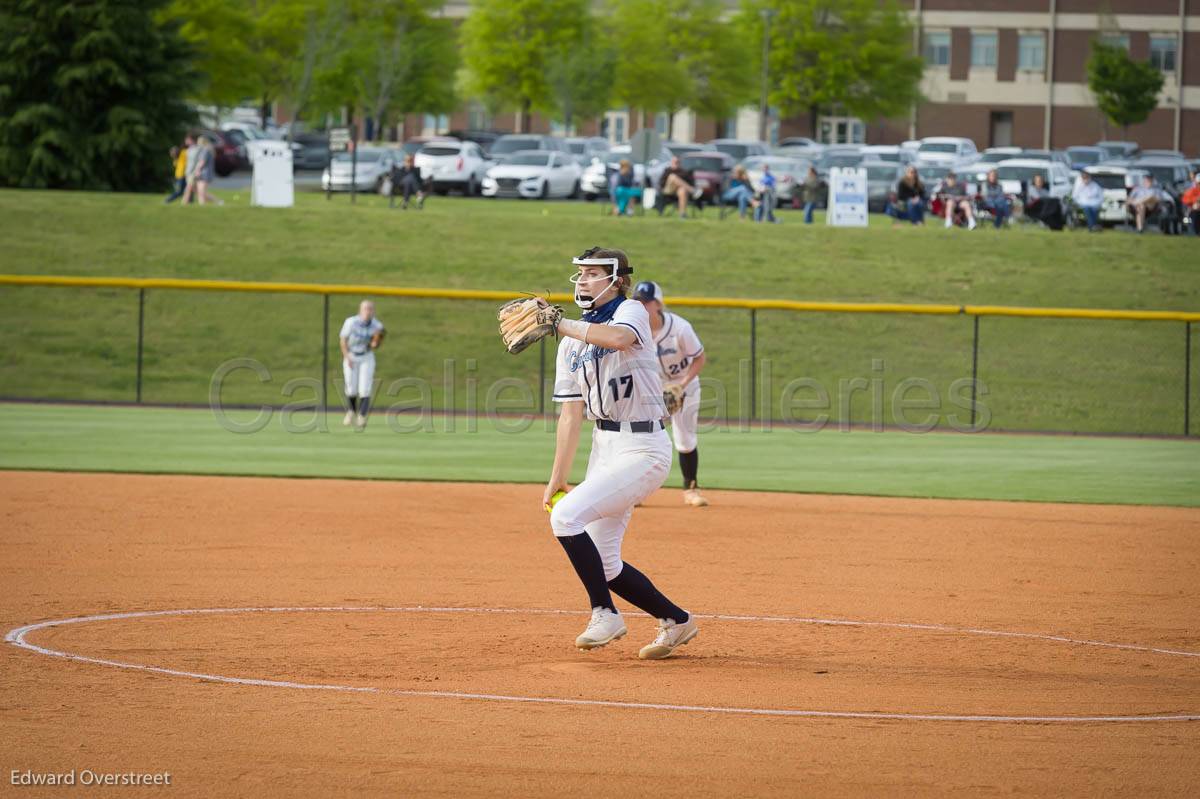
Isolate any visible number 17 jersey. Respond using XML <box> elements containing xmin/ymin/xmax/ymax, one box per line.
<box><xmin>552</xmin><ymin>297</ymin><xmax>666</xmax><ymax>422</ymax></box>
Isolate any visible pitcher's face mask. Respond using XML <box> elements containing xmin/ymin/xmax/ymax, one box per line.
<box><xmin>569</xmin><ymin>255</ymin><xmax>631</xmax><ymax>310</ymax></box>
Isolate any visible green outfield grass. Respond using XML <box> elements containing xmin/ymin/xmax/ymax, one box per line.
<box><xmin>0</xmin><ymin>403</ymin><xmax>1196</xmax><ymax>506</ymax></box>
<box><xmin>0</xmin><ymin>189</ymin><xmax>1197</xmax><ymax>436</ymax></box>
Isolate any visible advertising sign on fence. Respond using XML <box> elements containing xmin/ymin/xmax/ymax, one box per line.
<box><xmin>249</xmin><ymin>141</ymin><xmax>294</xmax><ymax>208</ymax></box>
<box><xmin>826</xmin><ymin>167</ymin><xmax>868</xmax><ymax>227</ymax></box>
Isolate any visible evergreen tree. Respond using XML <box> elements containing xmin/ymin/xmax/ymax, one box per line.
<box><xmin>0</xmin><ymin>0</ymin><xmax>197</xmax><ymax>191</ymax></box>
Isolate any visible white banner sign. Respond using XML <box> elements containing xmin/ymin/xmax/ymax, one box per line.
<box><xmin>249</xmin><ymin>141</ymin><xmax>294</xmax><ymax>208</ymax></box>
<box><xmin>826</xmin><ymin>167</ymin><xmax>868</xmax><ymax>227</ymax></box>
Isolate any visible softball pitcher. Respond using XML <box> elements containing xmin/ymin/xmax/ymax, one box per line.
<box><xmin>339</xmin><ymin>300</ymin><xmax>385</xmax><ymax>430</ymax></box>
<box><xmin>633</xmin><ymin>281</ymin><xmax>709</xmax><ymax>507</ymax></box>
<box><xmin>538</xmin><ymin>246</ymin><xmax>698</xmax><ymax>659</ymax></box>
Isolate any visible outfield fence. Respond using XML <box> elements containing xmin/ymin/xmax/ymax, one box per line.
<box><xmin>0</xmin><ymin>275</ymin><xmax>1196</xmax><ymax>437</ymax></box>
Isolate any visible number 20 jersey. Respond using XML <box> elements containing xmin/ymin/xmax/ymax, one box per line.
<box><xmin>552</xmin><ymin>298</ymin><xmax>666</xmax><ymax>422</ymax></box>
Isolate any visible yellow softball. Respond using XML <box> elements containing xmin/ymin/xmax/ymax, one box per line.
<box><xmin>544</xmin><ymin>490</ymin><xmax>567</xmax><ymax>513</ymax></box>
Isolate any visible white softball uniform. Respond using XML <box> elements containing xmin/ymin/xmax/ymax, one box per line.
<box><xmin>550</xmin><ymin>298</ymin><xmax>670</xmax><ymax>580</ymax></box>
<box><xmin>340</xmin><ymin>315</ymin><xmax>384</xmax><ymax>398</ymax></box>
<box><xmin>654</xmin><ymin>311</ymin><xmax>704</xmax><ymax>453</ymax></box>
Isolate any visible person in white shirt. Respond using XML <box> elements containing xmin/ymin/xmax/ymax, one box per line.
<box><xmin>1071</xmin><ymin>171</ymin><xmax>1104</xmax><ymax>232</ymax></box>
<box><xmin>338</xmin><ymin>300</ymin><xmax>385</xmax><ymax>429</ymax></box>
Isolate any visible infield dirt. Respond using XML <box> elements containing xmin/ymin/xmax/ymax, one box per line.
<box><xmin>1</xmin><ymin>471</ymin><xmax>1197</xmax><ymax>796</ymax></box>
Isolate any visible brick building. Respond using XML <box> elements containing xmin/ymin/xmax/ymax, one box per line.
<box><xmin>377</xmin><ymin>1</ymin><xmax>1199</xmax><ymax>153</ymax></box>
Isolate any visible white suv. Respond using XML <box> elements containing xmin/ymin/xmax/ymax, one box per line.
<box><xmin>414</xmin><ymin>141</ymin><xmax>490</xmax><ymax>196</ymax></box>
<box><xmin>916</xmin><ymin>137</ymin><xmax>978</xmax><ymax>168</ymax></box>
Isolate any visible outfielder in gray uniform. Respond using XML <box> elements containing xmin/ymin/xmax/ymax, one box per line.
<box><xmin>339</xmin><ymin>300</ymin><xmax>385</xmax><ymax>430</ymax></box>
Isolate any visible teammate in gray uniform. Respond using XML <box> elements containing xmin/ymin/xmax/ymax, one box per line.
<box><xmin>633</xmin><ymin>281</ymin><xmax>709</xmax><ymax>506</ymax></box>
<box><xmin>339</xmin><ymin>300</ymin><xmax>385</xmax><ymax>430</ymax></box>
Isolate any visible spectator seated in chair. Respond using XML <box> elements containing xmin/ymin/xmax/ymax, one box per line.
<box><xmin>1128</xmin><ymin>174</ymin><xmax>1167</xmax><ymax>233</ymax></box>
<box><xmin>981</xmin><ymin>169</ymin><xmax>1013</xmax><ymax>228</ymax></box>
<box><xmin>1023</xmin><ymin>173</ymin><xmax>1064</xmax><ymax>231</ymax></box>
<box><xmin>611</xmin><ymin>159</ymin><xmax>643</xmax><ymax>216</ymax></box>
<box><xmin>755</xmin><ymin>164</ymin><xmax>778</xmax><ymax>223</ymax></box>
<box><xmin>1182</xmin><ymin>172</ymin><xmax>1200</xmax><ymax>236</ymax></box>
<box><xmin>936</xmin><ymin>171</ymin><xmax>976</xmax><ymax>230</ymax></box>
<box><xmin>721</xmin><ymin>165</ymin><xmax>759</xmax><ymax>219</ymax></box>
<box><xmin>390</xmin><ymin>154</ymin><xmax>426</xmax><ymax>210</ymax></box>
<box><xmin>886</xmin><ymin>165</ymin><xmax>927</xmax><ymax>226</ymax></box>
<box><xmin>1071</xmin><ymin>171</ymin><xmax>1104</xmax><ymax>232</ymax></box>
<box><xmin>656</xmin><ymin>155</ymin><xmax>703</xmax><ymax>218</ymax></box>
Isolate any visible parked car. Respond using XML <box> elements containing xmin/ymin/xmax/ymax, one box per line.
<box><xmin>1082</xmin><ymin>165</ymin><xmax>1148</xmax><ymax>225</ymax></box>
<box><xmin>195</xmin><ymin>129</ymin><xmax>246</xmax><ymax>175</ymax></box>
<box><xmin>398</xmin><ymin>136</ymin><xmax>458</xmax><ymax>158</ymax></box>
<box><xmin>446</xmin><ymin>129</ymin><xmax>505</xmax><ymax>154</ymax></box>
<box><xmin>564</xmin><ymin>136</ymin><xmax>609</xmax><ymax>166</ymax></box>
<box><xmin>704</xmin><ymin>138</ymin><xmax>770</xmax><ymax>163</ymax></box>
<box><xmin>414</xmin><ymin>141</ymin><xmax>490</xmax><ymax>196</ymax></box>
<box><xmin>814</xmin><ymin>147</ymin><xmax>865</xmax><ymax>179</ymax></box>
<box><xmin>664</xmin><ymin>141</ymin><xmax>704</xmax><ymax>158</ymax></box>
<box><xmin>481</xmin><ymin>150</ymin><xmax>581</xmax><ymax>199</ymax></box>
<box><xmin>916</xmin><ymin>136</ymin><xmax>978</xmax><ymax>167</ymax></box>
<box><xmin>740</xmin><ymin>155</ymin><xmax>811</xmax><ymax>203</ymax></box>
<box><xmin>1141</xmin><ymin>149</ymin><xmax>1187</xmax><ymax>160</ymax></box>
<box><xmin>290</xmin><ymin>133</ymin><xmax>330</xmax><ymax>170</ymax></box>
<box><xmin>958</xmin><ymin>146</ymin><xmax>1023</xmax><ymax>180</ymax></box>
<box><xmin>579</xmin><ymin>143</ymin><xmax>673</xmax><ymax>200</ymax></box>
<box><xmin>488</xmin><ymin>134</ymin><xmax>569</xmax><ymax>165</ymax></box>
<box><xmin>321</xmin><ymin>146</ymin><xmax>399</xmax><ymax>193</ymax></box>
<box><xmin>911</xmin><ymin>160</ymin><xmax>953</xmax><ymax>186</ymax></box>
<box><xmin>775</xmin><ymin>137</ymin><xmax>823</xmax><ymax>158</ymax></box>
<box><xmin>1097</xmin><ymin>140</ymin><xmax>1140</xmax><ymax>159</ymax></box>
<box><xmin>1130</xmin><ymin>156</ymin><xmax>1193</xmax><ymax>197</ymax></box>
<box><xmin>1066</xmin><ymin>146</ymin><xmax>1108</xmax><ymax>171</ymax></box>
<box><xmin>992</xmin><ymin>158</ymin><xmax>1074</xmax><ymax>200</ymax></box>
<box><xmin>858</xmin><ymin>145</ymin><xmax>915</xmax><ymax>166</ymax></box>
<box><xmin>862</xmin><ymin>163</ymin><xmax>904</xmax><ymax>212</ymax></box>
<box><xmin>678</xmin><ymin>151</ymin><xmax>735</xmax><ymax>202</ymax></box>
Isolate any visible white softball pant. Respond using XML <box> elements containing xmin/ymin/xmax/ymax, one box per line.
<box><xmin>550</xmin><ymin>425</ymin><xmax>672</xmax><ymax>580</ymax></box>
<box><xmin>343</xmin><ymin>351</ymin><xmax>375</xmax><ymax>398</ymax></box>
<box><xmin>669</xmin><ymin>386</ymin><xmax>701</xmax><ymax>452</ymax></box>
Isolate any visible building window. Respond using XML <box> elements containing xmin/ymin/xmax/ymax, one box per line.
<box><xmin>971</xmin><ymin>33</ymin><xmax>997</xmax><ymax>68</ymax></box>
<box><xmin>924</xmin><ymin>32</ymin><xmax>951</xmax><ymax>66</ymax></box>
<box><xmin>1099</xmin><ymin>33</ymin><xmax>1130</xmax><ymax>51</ymax></box>
<box><xmin>654</xmin><ymin>112</ymin><xmax>669</xmax><ymax>136</ymax></box>
<box><xmin>602</xmin><ymin>111</ymin><xmax>627</xmax><ymax>144</ymax></box>
<box><xmin>1150</xmin><ymin>35</ymin><xmax>1177</xmax><ymax>73</ymax></box>
<box><xmin>1017</xmin><ymin>33</ymin><xmax>1045</xmax><ymax>71</ymax></box>
<box><xmin>466</xmin><ymin>102</ymin><xmax>490</xmax><ymax>131</ymax></box>
<box><xmin>422</xmin><ymin>114</ymin><xmax>448</xmax><ymax>135</ymax></box>
<box><xmin>817</xmin><ymin>115</ymin><xmax>865</xmax><ymax>145</ymax></box>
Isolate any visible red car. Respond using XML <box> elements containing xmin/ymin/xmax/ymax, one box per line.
<box><xmin>195</xmin><ymin>129</ymin><xmax>246</xmax><ymax>176</ymax></box>
<box><xmin>679</xmin><ymin>151</ymin><xmax>735</xmax><ymax>203</ymax></box>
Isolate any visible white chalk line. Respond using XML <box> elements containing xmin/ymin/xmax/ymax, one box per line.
<box><xmin>6</xmin><ymin>606</ymin><xmax>1199</xmax><ymax>724</ymax></box>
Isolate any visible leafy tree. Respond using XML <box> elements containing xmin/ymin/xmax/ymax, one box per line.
<box><xmin>736</xmin><ymin>0</ymin><xmax>923</xmax><ymax>138</ymax></box>
<box><xmin>608</xmin><ymin>0</ymin><xmax>690</xmax><ymax>129</ymax></box>
<box><xmin>1087</xmin><ymin>41</ymin><xmax>1163</xmax><ymax>138</ymax></box>
<box><xmin>461</xmin><ymin>0</ymin><xmax>590</xmax><ymax>132</ymax></box>
<box><xmin>546</xmin><ymin>13</ymin><xmax>614</xmax><ymax>132</ymax></box>
<box><xmin>0</xmin><ymin>0</ymin><xmax>196</xmax><ymax>190</ymax></box>
<box><xmin>165</xmin><ymin>0</ymin><xmax>258</xmax><ymax>108</ymax></box>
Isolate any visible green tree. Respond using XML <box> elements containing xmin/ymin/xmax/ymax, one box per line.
<box><xmin>1087</xmin><ymin>41</ymin><xmax>1163</xmax><ymax>138</ymax></box>
<box><xmin>165</xmin><ymin>0</ymin><xmax>259</xmax><ymax>108</ymax></box>
<box><xmin>608</xmin><ymin>0</ymin><xmax>690</xmax><ymax>129</ymax></box>
<box><xmin>737</xmin><ymin>0</ymin><xmax>923</xmax><ymax>138</ymax></box>
<box><xmin>461</xmin><ymin>0</ymin><xmax>590</xmax><ymax>132</ymax></box>
<box><xmin>546</xmin><ymin>14</ymin><xmax>614</xmax><ymax>132</ymax></box>
<box><xmin>0</xmin><ymin>0</ymin><xmax>196</xmax><ymax>191</ymax></box>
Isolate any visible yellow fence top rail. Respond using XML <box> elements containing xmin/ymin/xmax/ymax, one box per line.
<box><xmin>2</xmin><ymin>274</ymin><xmax>1198</xmax><ymax>322</ymax></box>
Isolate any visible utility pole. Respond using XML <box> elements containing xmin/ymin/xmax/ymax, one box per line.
<box><xmin>759</xmin><ymin>7</ymin><xmax>776</xmax><ymax>142</ymax></box>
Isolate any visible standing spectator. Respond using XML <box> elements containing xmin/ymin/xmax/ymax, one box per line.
<box><xmin>800</xmin><ymin>166</ymin><xmax>820</xmax><ymax>224</ymax></box>
<box><xmin>658</xmin><ymin>156</ymin><xmax>703</xmax><ymax>218</ymax></box>
<box><xmin>887</xmin><ymin>165</ymin><xmax>926</xmax><ymax>226</ymax></box>
<box><xmin>721</xmin><ymin>165</ymin><xmax>758</xmax><ymax>219</ymax></box>
<box><xmin>1023</xmin><ymin>173</ymin><xmax>1064</xmax><ymax>230</ymax></box>
<box><xmin>179</xmin><ymin>132</ymin><xmax>200</xmax><ymax>205</ymax></box>
<box><xmin>938</xmin><ymin>171</ymin><xmax>976</xmax><ymax>230</ymax></box>
<box><xmin>1128</xmin><ymin>174</ymin><xmax>1164</xmax><ymax>233</ymax></box>
<box><xmin>1181</xmin><ymin>172</ymin><xmax>1200</xmax><ymax>236</ymax></box>
<box><xmin>390</xmin><ymin>153</ymin><xmax>425</xmax><ymax>210</ymax></box>
<box><xmin>611</xmin><ymin>159</ymin><xmax>642</xmax><ymax>216</ymax></box>
<box><xmin>164</xmin><ymin>142</ymin><xmax>188</xmax><ymax>204</ymax></box>
<box><xmin>188</xmin><ymin>135</ymin><xmax>219</xmax><ymax>206</ymax></box>
<box><xmin>981</xmin><ymin>169</ymin><xmax>1012</xmax><ymax>228</ymax></box>
<box><xmin>754</xmin><ymin>163</ymin><xmax>778</xmax><ymax>223</ymax></box>
<box><xmin>1071</xmin><ymin>171</ymin><xmax>1104</xmax><ymax>232</ymax></box>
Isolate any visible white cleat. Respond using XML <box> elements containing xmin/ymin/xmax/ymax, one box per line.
<box><xmin>355</xmin><ymin>414</ymin><xmax>368</xmax><ymax>430</ymax></box>
<box><xmin>343</xmin><ymin>409</ymin><xmax>355</xmax><ymax>427</ymax></box>
<box><xmin>638</xmin><ymin>614</ymin><xmax>699</xmax><ymax>660</ymax></box>
<box><xmin>682</xmin><ymin>482</ymin><xmax>709</xmax><ymax>507</ymax></box>
<box><xmin>576</xmin><ymin>607</ymin><xmax>627</xmax><ymax>651</ymax></box>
